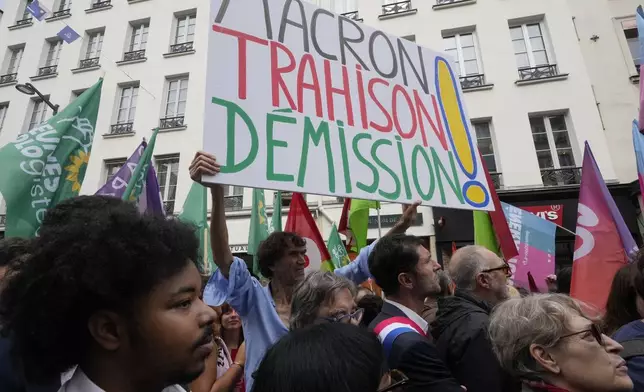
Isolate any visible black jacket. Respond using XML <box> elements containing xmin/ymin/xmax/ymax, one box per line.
<box><xmin>0</xmin><ymin>336</ymin><xmax>59</xmax><ymax>392</ymax></box>
<box><xmin>431</xmin><ymin>290</ymin><xmax>520</xmax><ymax>392</ymax></box>
<box><xmin>369</xmin><ymin>302</ymin><xmax>463</xmax><ymax>392</ymax></box>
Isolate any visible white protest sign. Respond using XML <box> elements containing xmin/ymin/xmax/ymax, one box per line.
<box><xmin>203</xmin><ymin>0</ymin><xmax>493</xmax><ymax>211</ymax></box>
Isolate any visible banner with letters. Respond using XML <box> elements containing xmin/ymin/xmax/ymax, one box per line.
<box><xmin>202</xmin><ymin>0</ymin><xmax>493</xmax><ymax>211</ymax></box>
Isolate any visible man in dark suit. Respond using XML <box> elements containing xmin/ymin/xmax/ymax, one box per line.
<box><xmin>368</xmin><ymin>234</ymin><xmax>463</xmax><ymax>392</ymax></box>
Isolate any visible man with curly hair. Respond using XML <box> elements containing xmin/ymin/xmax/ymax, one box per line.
<box><xmin>190</xmin><ymin>151</ymin><xmax>420</xmax><ymax>391</ymax></box>
<box><xmin>0</xmin><ymin>196</ymin><xmax>217</xmax><ymax>392</ymax></box>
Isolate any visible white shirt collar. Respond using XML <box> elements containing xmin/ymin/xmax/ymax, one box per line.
<box><xmin>58</xmin><ymin>367</ymin><xmax>187</xmax><ymax>392</ymax></box>
<box><xmin>385</xmin><ymin>299</ymin><xmax>429</xmax><ymax>333</ymax></box>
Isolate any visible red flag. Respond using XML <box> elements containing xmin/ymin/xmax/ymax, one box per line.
<box><xmin>285</xmin><ymin>193</ymin><xmax>334</xmax><ymax>272</ymax></box>
<box><xmin>478</xmin><ymin>150</ymin><xmax>519</xmax><ymax>261</ymax></box>
<box><xmin>571</xmin><ymin>144</ymin><xmax>632</xmax><ymax>310</ymax></box>
<box><xmin>452</xmin><ymin>241</ymin><xmax>457</xmax><ymax>255</ymax></box>
<box><xmin>338</xmin><ymin>198</ymin><xmax>354</xmax><ymax>248</ymax></box>
<box><xmin>527</xmin><ymin>271</ymin><xmax>540</xmax><ymax>293</ymax></box>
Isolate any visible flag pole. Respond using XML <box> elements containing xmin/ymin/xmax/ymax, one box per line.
<box><xmin>377</xmin><ymin>205</ymin><xmax>382</xmax><ymax>238</ymax></box>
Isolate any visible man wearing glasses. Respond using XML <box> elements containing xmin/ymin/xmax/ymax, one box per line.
<box><xmin>368</xmin><ymin>234</ymin><xmax>464</xmax><ymax>392</ymax></box>
<box><xmin>432</xmin><ymin>245</ymin><xmax>520</xmax><ymax>392</ymax></box>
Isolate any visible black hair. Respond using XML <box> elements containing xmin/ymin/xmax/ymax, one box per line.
<box><xmin>604</xmin><ymin>263</ymin><xmax>640</xmax><ymax>335</ymax></box>
<box><xmin>252</xmin><ymin>323</ymin><xmax>385</xmax><ymax>392</ymax></box>
<box><xmin>368</xmin><ymin>234</ymin><xmax>425</xmax><ymax>295</ymax></box>
<box><xmin>0</xmin><ymin>237</ymin><xmax>31</xmax><ymax>267</ymax></box>
<box><xmin>257</xmin><ymin>232</ymin><xmax>306</xmax><ymax>278</ymax></box>
<box><xmin>556</xmin><ymin>266</ymin><xmax>572</xmax><ymax>294</ymax></box>
<box><xmin>358</xmin><ymin>294</ymin><xmax>384</xmax><ymax>328</ymax></box>
<box><xmin>0</xmin><ymin>196</ymin><xmax>199</xmax><ymax>382</ymax></box>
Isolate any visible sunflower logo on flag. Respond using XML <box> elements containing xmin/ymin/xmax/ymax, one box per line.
<box><xmin>64</xmin><ymin>150</ymin><xmax>90</xmax><ymax>192</ymax></box>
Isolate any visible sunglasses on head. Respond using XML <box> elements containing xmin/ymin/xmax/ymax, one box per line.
<box><xmin>560</xmin><ymin>323</ymin><xmax>604</xmax><ymax>346</ymax></box>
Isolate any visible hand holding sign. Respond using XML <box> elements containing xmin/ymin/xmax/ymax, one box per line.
<box><xmin>189</xmin><ymin>151</ymin><xmax>222</xmax><ymax>188</ymax></box>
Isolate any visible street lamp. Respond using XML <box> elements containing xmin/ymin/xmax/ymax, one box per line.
<box><xmin>15</xmin><ymin>82</ymin><xmax>59</xmax><ymax>115</ymax></box>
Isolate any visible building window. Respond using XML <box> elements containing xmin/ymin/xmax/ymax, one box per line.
<box><xmin>104</xmin><ymin>159</ymin><xmax>126</xmax><ymax>182</ymax></box>
<box><xmin>28</xmin><ymin>99</ymin><xmax>50</xmax><ymax>132</ymax></box>
<box><xmin>0</xmin><ymin>103</ymin><xmax>8</xmax><ymax>134</ymax></box>
<box><xmin>129</xmin><ymin>22</ymin><xmax>149</xmax><ymax>52</ymax></box>
<box><xmin>530</xmin><ymin>114</ymin><xmax>580</xmax><ymax>186</ymax></box>
<box><xmin>161</xmin><ymin>77</ymin><xmax>188</xmax><ymax>129</ymax></box>
<box><xmin>6</xmin><ymin>47</ymin><xmax>24</xmax><ymax>75</ymax></box>
<box><xmin>223</xmin><ymin>185</ymin><xmax>244</xmax><ymax>211</ymax></box>
<box><xmin>621</xmin><ymin>19</ymin><xmax>639</xmax><ymax>70</ymax></box>
<box><xmin>381</xmin><ymin>0</ymin><xmax>413</xmax><ymax>16</ymax></box>
<box><xmin>175</xmin><ymin>14</ymin><xmax>196</xmax><ymax>45</ymax></box>
<box><xmin>57</xmin><ymin>0</ymin><xmax>72</xmax><ymax>11</ymax></box>
<box><xmin>85</xmin><ymin>31</ymin><xmax>104</xmax><ymax>60</ymax></box>
<box><xmin>44</xmin><ymin>39</ymin><xmax>63</xmax><ymax>67</ymax></box>
<box><xmin>444</xmin><ymin>32</ymin><xmax>486</xmax><ymax>89</ymax></box>
<box><xmin>473</xmin><ymin>121</ymin><xmax>501</xmax><ymax>188</ymax></box>
<box><xmin>156</xmin><ymin>156</ymin><xmax>180</xmax><ymax>214</ymax></box>
<box><xmin>510</xmin><ymin>22</ymin><xmax>559</xmax><ymax>80</ymax></box>
<box><xmin>110</xmin><ymin>85</ymin><xmax>138</xmax><ymax>135</ymax></box>
<box><xmin>20</xmin><ymin>0</ymin><xmax>33</xmax><ymax>21</ymax></box>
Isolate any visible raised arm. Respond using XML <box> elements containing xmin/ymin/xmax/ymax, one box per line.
<box><xmin>189</xmin><ymin>151</ymin><xmax>234</xmax><ymax>278</ymax></box>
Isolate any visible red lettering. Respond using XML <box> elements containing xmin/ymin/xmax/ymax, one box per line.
<box><xmin>323</xmin><ymin>60</ymin><xmax>354</xmax><ymax>127</ymax></box>
<box><xmin>270</xmin><ymin>41</ymin><xmax>297</xmax><ymax>110</ymax></box>
<box><xmin>297</xmin><ymin>53</ymin><xmax>323</xmax><ymax>118</ymax></box>
<box><xmin>356</xmin><ymin>65</ymin><xmax>368</xmax><ymax>130</ymax></box>
<box><xmin>212</xmin><ymin>25</ymin><xmax>268</xmax><ymax>100</ymax></box>
<box><xmin>368</xmin><ymin>78</ymin><xmax>393</xmax><ymax>133</ymax></box>
<box><xmin>392</xmin><ymin>85</ymin><xmax>417</xmax><ymax>140</ymax></box>
<box><xmin>413</xmin><ymin>90</ymin><xmax>447</xmax><ymax>150</ymax></box>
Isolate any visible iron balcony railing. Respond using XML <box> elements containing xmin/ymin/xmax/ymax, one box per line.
<box><xmin>460</xmin><ymin>74</ymin><xmax>486</xmax><ymax>90</ymax></box>
<box><xmin>224</xmin><ymin>195</ymin><xmax>243</xmax><ymax>212</ymax></box>
<box><xmin>382</xmin><ymin>0</ymin><xmax>412</xmax><ymax>16</ymax></box>
<box><xmin>0</xmin><ymin>214</ymin><xmax>6</xmax><ymax>227</ymax></box>
<box><xmin>79</xmin><ymin>57</ymin><xmax>100</xmax><ymax>69</ymax></box>
<box><xmin>341</xmin><ymin>11</ymin><xmax>363</xmax><ymax>22</ymax></box>
<box><xmin>518</xmin><ymin>64</ymin><xmax>559</xmax><ymax>81</ymax></box>
<box><xmin>0</xmin><ymin>73</ymin><xmax>18</xmax><ymax>84</ymax></box>
<box><xmin>169</xmin><ymin>42</ymin><xmax>194</xmax><ymax>54</ymax></box>
<box><xmin>123</xmin><ymin>49</ymin><xmax>146</xmax><ymax>62</ymax></box>
<box><xmin>37</xmin><ymin>65</ymin><xmax>58</xmax><ymax>76</ymax></box>
<box><xmin>489</xmin><ymin>172</ymin><xmax>503</xmax><ymax>189</ymax></box>
<box><xmin>164</xmin><ymin>201</ymin><xmax>175</xmax><ymax>215</ymax></box>
<box><xmin>89</xmin><ymin>0</ymin><xmax>111</xmax><ymax>9</ymax></box>
<box><xmin>159</xmin><ymin>116</ymin><xmax>185</xmax><ymax>129</ymax></box>
<box><xmin>13</xmin><ymin>17</ymin><xmax>33</xmax><ymax>27</ymax></box>
<box><xmin>109</xmin><ymin>122</ymin><xmax>134</xmax><ymax>135</ymax></box>
<box><xmin>541</xmin><ymin>167</ymin><xmax>582</xmax><ymax>187</ymax></box>
<box><xmin>435</xmin><ymin>0</ymin><xmax>471</xmax><ymax>5</ymax></box>
<box><xmin>48</xmin><ymin>9</ymin><xmax>71</xmax><ymax>18</ymax></box>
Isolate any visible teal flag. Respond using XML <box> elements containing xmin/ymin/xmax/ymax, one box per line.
<box><xmin>271</xmin><ymin>191</ymin><xmax>283</xmax><ymax>233</ymax></box>
<box><xmin>249</xmin><ymin>188</ymin><xmax>270</xmax><ymax>277</ymax></box>
<box><xmin>178</xmin><ymin>182</ymin><xmax>215</xmax><ymax>275</ymax></box>
<box><xmin>328</xmin><ymin>223</ymin><xmax>350</xmax><ymax>269</ymax></box>
<box><xmin>0</xmin><ymin>79</ymin><xmax>103</xmax><ymax>237</ymax></box>
<box><xmin>122</xmin><ymin>127</ymin><xmax>159</xmax><ymax>203</ymax></box>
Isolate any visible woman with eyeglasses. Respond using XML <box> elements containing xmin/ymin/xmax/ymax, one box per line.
<box><xmin>191</xmin><ymin>304</ymin><xmax>246</xmax><ymax>392</ymax></box>
<box><xmin>289</xmin><ymin>271</ymin><xmax>364</xmax><ymax>329</ymax></box>
<box><xmin>252</xmin><ymin>322</ymin><xmax>408</xmax><ymax>392</ymax></box>
<box><xmin>488</xmin><ymin>293</ymin><xmax>632</xmax><ymax>392</ymax></box>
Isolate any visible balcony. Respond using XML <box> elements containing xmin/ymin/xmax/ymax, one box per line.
<box><xmin>37</xmin><ymin>65</ymin><xmax>58</xmax><ymax>77</ymax></box>
<box><xmin>517</xmin><ymin>64</ymin><xmax>560</xmax><ymax>82</ymax></box>
<box><xmin>224</xmin><ymin>195</ymin><xmax>243</xmax><ymax>212</ymax></box>
<box><xmin>9</xmin><ymin>17</ymin><xmax>33</xmax><ymax>29</ymax></box>
<box><xmin>460</xmin><ymin>74</ymin><xmax>487</xmax><ymax>90</ymax></box>
<box><xmin>109</xmin><ymin>122</ymin><xmax>134</xmax><ymax>136</ymax></box>
<box><xmin>159</xmin><ymin>116</ymin><xmax>185</xmax><ymax>129</ymax></box>
<box><xmin>78</xmin><ymin>57</ymin><xmax>100</xmax><ymax>69</ymax></box>
<box><xmin>380</xmin><ymin>1</ymin><xmax>416</xmax><ymax>19</ymax></box>
<box><xmin>46</xmin><ymin>9</ymin><xmax>71</xmax><ymax>20</ymax></box>
<box><xmin>341</xmin><ymin>11</ymin><xmax>363</xmax><ymax>22</ymax></box>
<box><xmin>489</xmin><ymin>172</ymin><xmax>503</xmax><ymax>190</ymax></box>
<box><xmin>541</xmin><ymin>167</ymin><xmax>582</xmax><ymax>187</ymax></box>
<box><xmin>122</xmin><ymin>49</ymin><xmax>146</xmax><ymax>62</ymax></box>
<box><xmin>164</xmin><ymin>201</ymin><xmax>175</xmax><ymax>215</ymax></box>
<box><xmin>434</xmin><ymin>0</ymin><xmax>476</xmax><ymax>8</ymax></box>
<box><xmin>166</xmin><ymin>42</ymin><xmax>194</xmax><ymax>56</ymax></box>
<box><xmin>0</xmin><ymin>73</ymin><xmax>18</xmax><ymax>85</ymax></box>
<box><xmin>87</xmin><ymin>0</ymin><xmax>111</xmax><ymax>11</ymax></box>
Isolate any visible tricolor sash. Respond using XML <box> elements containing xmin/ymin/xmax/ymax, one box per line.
<box><xmin>373</xmin><ymin>316</ymin><xmax>426</xmax><ymax>358</ymax></box>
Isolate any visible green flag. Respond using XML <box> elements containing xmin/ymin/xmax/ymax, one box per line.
<box><xmin>0</xmin><ymin>79</ymin><xmax>103</xmax><ymax>237</ymax></box>
<box><xmin>122</xmin><ymin>127</ymin><xmax>159</xmax><ymax>203</ymax></box>
<box><xmin>473</xmin><ymin>211</ymin><xmax>500</xmax><ymax>255</ymax></box>
<box><xmin>178</xmin><ymin>182</ymin><xmax>215</xmax><ymax>275</ymax></box>
<box><xmin>349</xmin><ymin>199</ymin><xmax>380</xmax><ymax>251</ymax></box>
<box><xmin>249</xmin><ymin>188</ymin><xmax>270</xmax><ymax>277</ymax></box>
<box><xmin>328</xmin><ymin>223</ymin><xmax>350</xmax><ymax>269</ymax></box>
<box><xmin>271</xmin><ymin>191</ymin><xmax>283</xmax><ymax>233</ymax></box>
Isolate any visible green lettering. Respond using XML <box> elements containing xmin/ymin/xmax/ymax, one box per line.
<box><xmin>352</xmin><ymin>133</ymin><xmax>379</xmax><ymax>194</ymax></box>
<box><xmin>336</xmin><ymin>120</ymin><xmax>352</xmax><ymax>193</ymax></box>
<box><xmin>266</xmin><ymin>111</ymin><xmax>296</xmax><ymax>182</ymax></box>
<box><xmin>371</xmin><ymin>139</ymin><xmax>401</xmax><ymax>201</ymax></box>
<box><xmin>431</xmin><ymin>148</ymin><xmax>464</xmax><ymax>204</ymax></box>
<box><xmin>298</xmin><ymin>117</ymin><xmax>336</xmax><ymax>192</ymax></box>
<box><xmin>411</xmin><ymin>145</ymin><xmax>435</xmax><ymax>200</ymax></box>
<box><xmin>212</xmin><ymin>97</ymin><xmax>258</xmax><ymax>173</ymax></box>
<box><xmin>395</xmin><ymin>136</ymin><xmax>412</xmax><ymax>199</ymax></box>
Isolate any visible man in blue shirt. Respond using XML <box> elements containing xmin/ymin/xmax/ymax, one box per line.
<box><xmin>190</xmin><ymin>151</ymin><xmax>419</xmax><ymax>391</ymax></box>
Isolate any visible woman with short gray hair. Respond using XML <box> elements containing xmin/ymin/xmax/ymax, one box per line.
<box><xmin>488</xmin><ymin>293</ymin><xmax>632</xmax><ymax>392</ymax></box>
<box><xmin>290</xmin><ymin>271</ymin><xmax>362</xmax><ymax>330</ymax></box>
